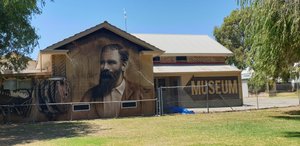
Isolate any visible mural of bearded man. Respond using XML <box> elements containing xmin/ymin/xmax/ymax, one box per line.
<box><xmin>81</xmin><ymin>44</ymin><xmax>143</xmax><ymax>118</ymax></box>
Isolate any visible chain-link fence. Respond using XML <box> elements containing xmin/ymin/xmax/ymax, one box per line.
<box><xmin>0</xmin><ymin>76</ymin><xmax>157</xmax><ymax>124</ymax></box>
<box><xmin>157</xmin><ymin>83</ymin><xmax>242</xmax><ymax>115</ymax></box>
<box><xmin>2</xmin><ymin>82</ymin><xmax>299</xmax><ymax>123</ymax></box>
<box><xmin>0</xmin><ymin>99</ymin><xmax>157</xmax><ymax>124</ymax></box>
<box><xmin>0</xmin><ymin>103</ymin><xmax>72</xmax><ymax>124</ymax></box>
<box><xmin>246</xmin><ymin>82</ymin><xmax>300</xmax><ymax>109</ymax></box>
<box><xmin>248</xmin><ymin>82</ymin><xmax>299</xmax><ymax>96</ymax></box>
<box><xmin>156</xmin><ymin>82</ymin><xmax>300</xmax><ymax>115</ymax></box>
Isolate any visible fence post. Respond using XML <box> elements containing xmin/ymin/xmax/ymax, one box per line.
<box><xmin>8</xmin><ymin>106</ymin><xmax>11</xmax><ymax>124</ymax></box>
<box><xmin>206</xmin><ymin>83</ymin><xmax>209</xmax><ymax>113</ymax></box>
<box><xmin>256</xmin><ymin>89</ymin><xmax>259</xmax><ymax>109</ymax></box>
<box><xmin>32</xmin><ymin>104</ymin><xmax>36</xmax><ymax>123</ymax></box>
<box><xmin>70</xmin><ymin>103</ymin><xmax>73</xmax><ymax>121</ymax></box>
<box><xmin>156</xmin><ymin>88</ymin><xmax>159</xmax><ymax>116</ymax></box>
<box><xmin>298</xmin><ymin>82</ymin><xmax>300</xmax><ymax>105</ymax></box>
<box><xmin>160</xmin><ymin>87</ymin><xmax>163</xmax><ymax>115</ymax></box>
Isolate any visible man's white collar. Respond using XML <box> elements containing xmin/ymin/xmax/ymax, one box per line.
<box><xmin>114</xmin><ymin>79</ymin><xmax>126</xmax><ymax>95</ymax></box>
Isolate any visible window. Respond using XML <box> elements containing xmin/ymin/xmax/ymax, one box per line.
<box><xmin>121</xmin><ymin>101</ymin><xmax>137</xmax><ymax>109</ymax></box>
<box><xmin>176</xmin><ymin>56</ymin><xmax>187</xmax><ymax>62</ymax></box>
<box><xmin>3</xmin><ymin>79</ymin><xmax>32</xmax><ymax>90</ymax></box>
<box><xmin>73</xmin><ymin>104</ymin><xmax>90</xmax><ymax>112</ymax></box>
<box><xmin>153</xmin><ymin>56</ymin><xmax>160</xmax><ymax>62</ymax></box>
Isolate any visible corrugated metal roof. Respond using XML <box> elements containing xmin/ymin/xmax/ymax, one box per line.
<box><xmin>154</xmin><ymin>65</ymin><xmax>240</xmax><ymax>74</ymax></box>
<box><xmin>133</xmin><ymin>34</ymin><xmax>232</xmax><ymax>56</ymax></box>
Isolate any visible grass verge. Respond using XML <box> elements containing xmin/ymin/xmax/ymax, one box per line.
<box><xmin>0</xmin><ymin>106</ymin><xmax>299</xmax><ymax>146</ymax></box>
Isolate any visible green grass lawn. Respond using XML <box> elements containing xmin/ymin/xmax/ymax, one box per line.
<box><xmin>1</xmin><ymin>106</ymin><xmax>299</xmax><ymax>146</ymax></box>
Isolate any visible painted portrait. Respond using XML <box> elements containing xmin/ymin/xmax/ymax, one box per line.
<box><xmin>80</xmin><ymin>44</ymin><xmax>146</xmax><ymax>118</ymax></box>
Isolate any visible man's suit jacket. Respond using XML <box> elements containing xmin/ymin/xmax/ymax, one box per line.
<box><xmin>80</xmin><ymin>79</ymin><xmax>144</xmax><ymax>118</ymax></box>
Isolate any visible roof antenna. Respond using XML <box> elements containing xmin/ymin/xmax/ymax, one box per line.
<box><xmin>123</xmin><ymin>8</ymin><xmax>127</xmax><ymax>31</ymax></box>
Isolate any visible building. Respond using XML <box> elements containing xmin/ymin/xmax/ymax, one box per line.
<box><xmin>0</xmin><ymin>21</ymin><xmax>242</xmax><ymax>122</ymax></box>
<box><xmin>134</xmin><ymin>34</ymin><xmax>242</xmax><ymax>110</ymax></box>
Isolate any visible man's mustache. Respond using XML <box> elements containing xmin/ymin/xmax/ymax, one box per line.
<box><xmin>94</xmin><ymin>69</ymin><xmax>121</xmax><ymax>99</ymax></box>
<box><xmin>100</xmin><ymin>70</ymin><xmax>117</xmax><ymax>79</ymax></box>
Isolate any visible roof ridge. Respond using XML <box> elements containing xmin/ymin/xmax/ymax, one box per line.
<box><xmin>133</xmin><ymin>33</ymin><xmax>209</xmax><ymax>36</ymax></box>
<box><xmin>41</xmin><ymin>21</ymin><xmax>164</xmax><ymax>53</ymax></box>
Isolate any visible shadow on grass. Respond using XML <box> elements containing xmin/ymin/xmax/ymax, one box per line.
<box><xmin>271</xmin><ymin>110</ymin><xmax>300</xmax><ymax>121</ymax></box>
<box><xmin>272</xmin><ymin>116</ymin><xmax>300</xmax><ymax>121</ymax></box>
<box><xmin>0</xmin><ymin>121</ymin><xmax>111</xmax><ymax>146</ymax></box>
<box><xmin>284</xmin><ymin>110</ymin><xmax>300</xmax><ymax>115</ymax></box>
<box><xmin>284</xmin><ymin>132</ymin><xmax>300</xmax><ymax>138</ymax></box>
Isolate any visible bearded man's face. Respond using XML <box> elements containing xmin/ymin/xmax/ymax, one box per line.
<box><xmin>97</xmin><ymin>49</ymin><xmax>125</xmax><ymax>98</ymax></box>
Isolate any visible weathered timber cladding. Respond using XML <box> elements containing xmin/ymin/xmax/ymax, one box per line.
<box><xmin>61</xmin><ymin>29</ymin><xmax>155</xmax><ymax>119</ymax></box>
<box><xmin>52</xmin><ymin>55</ymin><xmax>66</xmax><ymax>77</ymax></box>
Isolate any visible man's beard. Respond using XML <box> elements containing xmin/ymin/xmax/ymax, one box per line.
<box><xmin>92</xmin><ymin>69</ymin><xmax>122</xmax><ymax>100</ymax></box>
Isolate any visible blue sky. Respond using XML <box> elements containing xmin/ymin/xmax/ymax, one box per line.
<box><xmin>31</xmin><ymin>0</ymin><xmax>239</xmax><ymax>59</ymax></box>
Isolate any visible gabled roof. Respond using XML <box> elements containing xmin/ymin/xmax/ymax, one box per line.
<box><xmin>133</xmin><ymin>34</ymin><xmax>233</xmax><ymax>56</ymax></box>
<box><xmin>42</xmin><ymin>21</ymin><xmax>163</xmax><ymax>54</ymax></box>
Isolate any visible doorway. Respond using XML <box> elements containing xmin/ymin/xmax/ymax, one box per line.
<box><xmin>154</xmin><ymin>77</ymin><xmax>180</xmax><ymax>109</ymax></box>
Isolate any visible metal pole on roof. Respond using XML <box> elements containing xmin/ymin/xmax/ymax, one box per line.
<box><xmin>123</xmin><ymin>8</ymin><xmax>127</xmax><ymax>31</ymax></box>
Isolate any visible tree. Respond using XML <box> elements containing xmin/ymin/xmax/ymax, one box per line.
<box><xmin>238</xmin><ymin>0</ymin><xmax>300</xmax><ymax>83</ymax></box>
<box><xmin>214</xmin><ymin>9</ymin><xmax>250</xmax><ymax>69</ymax></box>
<box><xmin>0</xmin><ymin>0</ymin><xmax>46</xmax><ymax>73</ymax></box>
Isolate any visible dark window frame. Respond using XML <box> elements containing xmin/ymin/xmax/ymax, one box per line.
<box><xmin>153</xmin><ymin>56</ymin><xmax>160</xmax><ymax>62</ymax></box>
<box><xmin>121</xmin><ymin>101</ymin><xmax>137</xmax><ymax>109</ymax></box>
<box><xmin>72</xmin><ymin>104</ymin><xmax>90</xmax><ymax>112</ymax></box>
<box><xmin>176</xmin><ymin>56</ymin><xmax>187</xmax><ymax>62</ymax></box>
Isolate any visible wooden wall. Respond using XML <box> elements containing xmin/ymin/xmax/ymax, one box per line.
<box><xmin>52</xmin><ymin>55</ymin><xmax>66</xmax><ymax>77</ymax></box>
<box><xmin>51</xmin><ymin>29</ymin><xmax>155</xmax><ymax>119</ymax></box>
